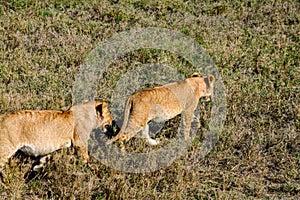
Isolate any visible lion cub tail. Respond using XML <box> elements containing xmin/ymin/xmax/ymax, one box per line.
<box><xmin>120</xmin><ymin>97</ymin><xmax>133</xmax><ymax>132</ymax></box>
<box><xmin>108</xmin><ymin>97</ymin><xmax>133</xmax><ymax>143</ymax></box>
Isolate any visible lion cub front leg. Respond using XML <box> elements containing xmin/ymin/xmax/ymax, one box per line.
<box><xmin>73</xmin><ymin>138</ymin><xmax>89</xmax><ymax>162</ymax></box>
<box><xmin>76</xmin><ymin>145</ymin><xmax>89</xmax><ymax>163</ymax></box>
<box><xmin>142</xmin><ymin>124</ymin><xmax>159</xmax><ymax>145</ymax></box>
<box><xmin>73</xmin><ymin>131</ymin><xmax>89</xmax><ymax>162</ymax></box>
<box><xmin>32</xmin><ymin>154</ymin><xmax>52</xmax><ymax>172</ymax></box>
<box><xmin>182</xmin><ymin>111</ymin><xmax>194</xmax><ymax>141</ymax></box>
<box><xmin>0</xmin><ymin>146</ymin><xmax>18</xmax><ymax>182</ymax></box>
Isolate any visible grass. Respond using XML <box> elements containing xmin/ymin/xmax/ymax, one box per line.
<box><xmin>0</xmin><ymin>0</ymin><xmax>299</xmax><ymax>199</ymax></box>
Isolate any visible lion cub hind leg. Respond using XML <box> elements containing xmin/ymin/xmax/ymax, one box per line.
<box><xmin>142</xmin><ymin>124</ymin><xmax>159</xmax><ymax>145</ymax></box>
<box><xmin>107</xmin><ymin>131</ymin><xmax>122</xmax><ymax>144</ymax></box>
<box><xmin>108</xmin><ymin>121</ymin><xmax>144</xmax><ymax>151</ymax></box>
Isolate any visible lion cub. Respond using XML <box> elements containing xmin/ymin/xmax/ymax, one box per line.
<box><xmin>108</xmin><ymin>73</ymin><xmax>215</xmax><ymax>150</ymax></box>
<box><xmin>0</xmin><ymin>101</ymin><xmax>112</xmax><ymax>178</ymax></box>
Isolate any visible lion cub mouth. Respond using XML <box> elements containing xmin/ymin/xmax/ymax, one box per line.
<box><xmin>102</xmin><ymin>120</ymin><xmax>120</xmax><ymax>139</ymax></box>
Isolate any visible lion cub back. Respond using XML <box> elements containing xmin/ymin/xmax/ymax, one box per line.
<box><xmin>130</xmin><ymin>87</ymin><xmax>182</xmax><ymax>123</ymax></box>
<box><xmin>0</xmin><ymin>110</ymin><xmax>74</xmax><ymax>157</ymax></box>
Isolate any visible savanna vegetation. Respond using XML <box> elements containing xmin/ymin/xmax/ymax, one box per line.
<box><xmin>0</xmin><ymin>0</ymin><xmax>299</xmax><ymax>199</ymax></box>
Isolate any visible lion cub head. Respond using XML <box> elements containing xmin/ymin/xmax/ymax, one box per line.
<box><xmin>95</xmin><ymin>101</ymin><xmax>113</xmax><ymax>132</ymax></box>
<box><xmin>71</xmin><ymin>101</ymin><xmax>113</xmax><ymax>133</ymax></box>
<box><xmin>192</xmin><ymin>72</ymin><xmax>215</xmax><ymax>101</ymax></box>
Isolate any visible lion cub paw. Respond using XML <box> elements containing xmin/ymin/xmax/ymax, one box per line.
<box><xmin>147</xmin><ymin>138</ymin><xmax>159</xmax><ymax>146</ymax></box>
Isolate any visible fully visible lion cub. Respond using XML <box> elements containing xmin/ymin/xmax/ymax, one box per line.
<box><xmin>108</xmin><ymin>73</ymin><xmax>215</xmax><ymax>150</ymax></box>
<box><xmin>0</xmin><ymin>101</ymin><xmax>112</xmax><ymax>177</ymax></box>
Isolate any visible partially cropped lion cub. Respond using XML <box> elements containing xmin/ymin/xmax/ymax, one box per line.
<box><xmin>0</xmin><ymin>101</ymin><xmax>112</xmax><ymax>178</ymax></box>
<box><xmin>108</xmin><ymin>73</ymin><xmax>215</xmax><ymax>150</ymax></box>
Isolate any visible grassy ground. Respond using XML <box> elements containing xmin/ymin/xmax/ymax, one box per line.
<box><xmin>0</xmin><ymin>0</ymin><xmax>299</xmax><ymax>199</ymax></box>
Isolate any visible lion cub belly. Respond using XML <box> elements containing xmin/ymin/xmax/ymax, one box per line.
<box><xmin>150</xmin><ymin>104</ymin><xmax>181</xmax><ymax>122</ymax></box>
<box><xmin>15</xmin><ymin>118</ymin><xmax>74</xmax><ymax>156</ymax></box>
<box><xmin>20</xmin><ymin>140</ymin><xmax>72</xmax><ymax>156</ymax></box>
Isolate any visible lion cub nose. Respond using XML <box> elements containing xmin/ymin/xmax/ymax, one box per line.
<box><xmin>105</xmin><ymin>124</ymin><xmax>111</xmax><ymax>130</ymax></box>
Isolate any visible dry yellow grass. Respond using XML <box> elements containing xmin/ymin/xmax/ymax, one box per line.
<box><xmin>0</xmin><ymin>0</ymin><xmax>299</xmax><ymax>199</ymax></box>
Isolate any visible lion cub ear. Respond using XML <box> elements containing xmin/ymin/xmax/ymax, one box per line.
<box><xmin>191</xmin><ymin>72</ymin><xmax>201</xmax><ymax>77</ymax></box>
<box><xmin>95</xmin><ymin>102</ymin><xmax>104</xmax><ymax>117</ymax></box>
<box><xmin>208</xmin><ymin>74</ymin><xmax>215</xmax><ymax>83</ymax></box>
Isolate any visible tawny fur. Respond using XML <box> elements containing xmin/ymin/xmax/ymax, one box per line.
<box><xmin>108</xmin><ymin>73</ymin><xmax>215</xmax><ymax>150</ymax></box>
<box><xmin>0</xmin><ymin>101</ymin><xmax>112</xmax><ymax>175</ymax></box>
